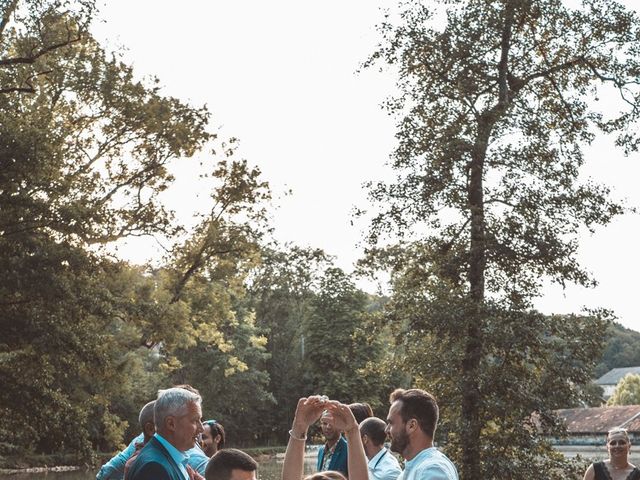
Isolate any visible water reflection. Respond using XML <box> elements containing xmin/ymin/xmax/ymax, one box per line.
<box><xmin>0</xmin><ymin>455</ymin><xmax>317</xmax><ymax>480</ymax></box>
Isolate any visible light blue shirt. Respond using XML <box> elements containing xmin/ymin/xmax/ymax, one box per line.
<box><xmin>155</xmin><ymin>433</ymin><xmax>189</xmax><ymax>480</ymax></box>
<box><xmin>398</xmin><ymin>447</ymin><xmax>458</xmax><ymax>480</ymax></box>
<box><xmin>186</xmin><ymin>444</ymin><xmax>210</xmax><ymax>475</ymax></box>
<box><xmin>96</xmin><ymin>432</ymin><xmax>144</xmax><ymax>480</ymax></box>
<box><xmin>368</xmin><ymin>448</ymin><xmax>402</xmax><ymax>480</ymax></box>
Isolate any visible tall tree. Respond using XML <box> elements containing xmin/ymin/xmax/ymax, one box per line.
<box><xmin>0</xmin><ymin>0</ymin><xmax>227</xmax><ymax>459</ymax></box>
<box><xmin>363</xmin><ymin>1</ymin><xmax>640</xmax><ymax>478</ymax></box>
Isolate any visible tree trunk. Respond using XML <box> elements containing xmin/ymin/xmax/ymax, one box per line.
<box><xmin>460</xmin><ymin>119</ymin><xmax>489</xmax><ymax>480</ymax></box>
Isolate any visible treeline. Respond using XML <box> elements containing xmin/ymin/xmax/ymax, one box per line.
<box><xmin>596</xmin><ymin>323</ymin><xmax>640</xmax><ymax>378</ymax></box>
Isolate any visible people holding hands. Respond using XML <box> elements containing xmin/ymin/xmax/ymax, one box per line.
<box><xmin>283</xmin><ymin>396</ymin><xmax>368</xmax><ymax>480</ymax></box>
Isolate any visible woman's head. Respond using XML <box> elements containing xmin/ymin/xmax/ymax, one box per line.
<box><xmin>348</xmin><ymin>403</ymin><xmax>373</xmax><ymax>425</ymax></box>
<box><xmin>607</xmin><ymin>428</ymin><xmax>631</xmax><ymax>460</ymax></box>
<box><xmin>305</xmin><ymin>471</ymin><xmax>346</xmax><ymax>480</ymax></box>
<box><xmin>202</xmin><ymin>420</ymin><xmax>226</xmax><ymax>457</ymax></box>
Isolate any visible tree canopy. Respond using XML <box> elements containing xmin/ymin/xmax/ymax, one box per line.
<box><xmin>363</xmin><ymin>0</ymin><xmax>640</xmax><ymax>478</ymax></box>
<box><xmin>608</xmin><ymin>373</ymin><xmax>640</xmax><ymax>406</ymax></box>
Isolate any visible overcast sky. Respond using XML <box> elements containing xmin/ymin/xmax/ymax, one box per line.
<box><xmin>92</xmin><ymin>1</ymin><xmax>640</xmax><ymax>332</ymax></box>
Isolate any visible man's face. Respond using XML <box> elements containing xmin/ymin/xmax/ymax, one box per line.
<box><xmin>320</xmin><ymin>413</ymin><xmax>339</xmax><ymax>443</ymax></box>
<box><xmin>172</xmin><ymin>401</ymin><xmax>204</xmax><ymax>452</ymax></box>
<box><xmin>386</xmin><ymin>401</ymin><xmax>409</xmax><ymax>456</ymax></box>
<box><xmin>229</xmin><ymin>468</ymin><xmax>257</xmax><ymax>480</ymax></box>
<box><xmin>607</xmin><ymin>432</ymin><xmax>630</xmax><ymax>460</ymax></box>
<box><xmin>201</xmin><ymin>423</ymin><xmax>219</xmax><ymax>457</ymax></box>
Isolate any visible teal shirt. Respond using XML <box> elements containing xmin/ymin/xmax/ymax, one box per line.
<box><xmin>154</xmin><ymin>433</ymin><xmax>189</xmax><ymax>480</ymax></box>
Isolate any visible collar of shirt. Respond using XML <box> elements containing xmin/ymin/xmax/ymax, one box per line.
<box><xmin>154</xmin><ymin>433</ymin><xmax>191</xmax><ymax>479</ymax></box>
<box><xmin>369</xmin><ymin>448</ymin><xmax>388</xmax><ymax>470</ymax></box>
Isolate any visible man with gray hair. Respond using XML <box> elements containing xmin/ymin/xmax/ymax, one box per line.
<box><xmin>128</xmin><ymin>387</ymin><xmax>205</xmax><ymax>480</ymax></box>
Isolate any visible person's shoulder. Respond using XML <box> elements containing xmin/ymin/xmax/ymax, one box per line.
<box><xmin>414</xmin><ymin>451</ymin><xmax>457</xmax><ymax>480</ymax></box>
<box><xmin>381</xmin><ymin>451</ymin><xmax>401</xmax><ymax>470</ymax></box>
<box><xmin>134</xmin><ymin>440</ymin><xmax>168</xmax><ymax>464</ymax></box>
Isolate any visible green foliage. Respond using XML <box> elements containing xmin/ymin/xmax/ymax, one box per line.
<box><xmin>303</xmin><ymin>267</ymin><xmax>389</xmax><ymax>407</ymax></box>
<box><xmin>0</xmin><ymin>0</ymin><xmax>269</xmax><ymax>461</ymax></box>
<box><xmin>363</xmin><ymin>1</ymin><xmax>640</xmax><ymax>478</ymax></box>
<box><xmin>245</xmin><ymin>247</ymin><xmax>393</xmax><ymax>443</ymax></box>
<box><xmin>596</xmin><ymin>323</ymin><xmax>640</xmax><ymax>377</ymax></box>
<box><xmin>607</xmin><ymin>374</ymin><xmax>640</xmax><ymax>406</ymax></box>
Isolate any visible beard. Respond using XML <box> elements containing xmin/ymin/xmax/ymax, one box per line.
<box><xmin>390</xmin><ymin>429</ymin><xmax>409</xmax><ymax>455</ymax></box>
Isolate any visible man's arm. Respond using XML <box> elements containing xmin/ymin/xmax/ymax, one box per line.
<box><xmin>96</xmin><ymin>433</ymin><xmax>144</xmax><ymax>480</ymax></box>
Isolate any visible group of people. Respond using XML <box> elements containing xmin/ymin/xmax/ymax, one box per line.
<box><xmin>95</xmin><ymin>384</ymin><xmax>640</xmax><ymax>480</ymax></box>
<box><xmin>96</xmin><ymin>385</ymin><xmax>459</xmax><ymax>480</ymax></box>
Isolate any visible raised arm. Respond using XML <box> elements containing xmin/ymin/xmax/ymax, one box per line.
<box><xmin>282</xmin><ymin>396</ymin><xmax>328</xmax><ymax>480</ymax></box>
<box><xmin>325</xmin><ymin>402</ymin><xmax>368</xmax><ymax>480</ymax></box>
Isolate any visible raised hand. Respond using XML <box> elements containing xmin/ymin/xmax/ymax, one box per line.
<box><xmin>324</xmin><ymin>400</ymin><xmax>358</xmax><ymax>435</ymax></box>
<box><xmin>292</xmin><ymin>395</ymin><xmax>328</xmax><ymax>431</ymax></box>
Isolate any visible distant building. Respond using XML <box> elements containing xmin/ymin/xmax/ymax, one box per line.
<box><xmin>596</xmin><ymin>367</ymin><xmax>640</xmax><ymax>399</ymax></box>
<box><xmin>553</xmin><ymin>406</ymin><xmax>640</xmax><ymax>445</ymax></box>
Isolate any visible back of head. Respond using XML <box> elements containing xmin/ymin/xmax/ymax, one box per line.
<box><xmin>359</xmin><ymin>417</ymin><xmax>387</xmax><ymax>447</ymax></box>
<box><xmin>139</xmin><ymin>401</ymin><xmax>156</xmax><ymax>430</ymax></box>
<box><xmin>305</xmin><ymin>472</ymin><xmax>346</xmax><ymax>480</ymax></box>
<box><xmin>349</xmin><ymin>403</ymin><xmax>373</xmax><ymax>425</ymax></box>
<box><xmin>205</xmin><ymin>448</ymin><xmax>257</xmax><ymax>480</ymax></box>
<box><xmin>155</xmin><ymin>387</ymin><xmax>202</xmax><ymax>433</ymax></box>
<box><xmin>389</xmin><ymin>388</ymin><xmax>439</xmax><ymax>439</ymax></box>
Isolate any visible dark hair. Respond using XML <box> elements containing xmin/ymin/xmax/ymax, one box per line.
<box><xmin>389</xmin><ymin>388</ymin><xmax>438</xmax><ymax>439</ymax></box>
<box><xmin>359</xmin><ymin>417</ymin><xmax>387</xmax><ymax>446</ymax></box>
<box><xmin>205</xmin><ymin>420</ymin><xmax>226</xmax><ymax>449</ymax></box>
<box><xmin>348</xmin><ymin>403</ymin><xmax>373</xmax><ymax>425</ymax></box>
<box><xmin>305</xmin><ymin>472</ymin><xmax>346</xmax><ymax>480</ymax></box>
<box><xmin>205</xmin><ymin>449</ymin><xmax>257</xmax><ymax>480</ymax></box>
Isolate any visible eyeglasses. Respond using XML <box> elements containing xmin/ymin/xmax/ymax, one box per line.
<box><xmin>204</xmin><ymin>419</ymin><xmax>218</xmax><ymax>427</ymax></box>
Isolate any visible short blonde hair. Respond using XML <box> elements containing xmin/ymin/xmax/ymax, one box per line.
<box><xmin>607</xmin><ymin>428</ymin><xmax>630</xmax><ymax>443</ymax></box>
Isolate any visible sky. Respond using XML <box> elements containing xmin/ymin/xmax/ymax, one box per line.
<box><xmin>92</xmin><ymin>1</ymin><xmax>640</xmax><ymax>332</ymax></box>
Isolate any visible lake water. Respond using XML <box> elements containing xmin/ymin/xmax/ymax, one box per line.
<box><xmin>0</xmin><ymin>455</ymin><xmax>317</xmax><ymax>480</ymax></box>
<box><xmin>2</xmin><ymin>446</ymin><xmax>637</xmax><ymax>479</ymax></box>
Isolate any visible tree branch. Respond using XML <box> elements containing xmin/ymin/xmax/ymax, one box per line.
<box><xmin>0</xmin><ymin>31</ymin><xmax>82</xmax><ymax>67</ymax></box>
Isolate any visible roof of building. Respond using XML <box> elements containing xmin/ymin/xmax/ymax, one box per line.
<box><xmin>555</xmin><ymin>406</ymin><xmax>640</xmax><ymax>433</ymax></box>
<box><xmin>596</xmin><ymin>367</ymin><xmax>640</xmax><ymax>385</ymax></box>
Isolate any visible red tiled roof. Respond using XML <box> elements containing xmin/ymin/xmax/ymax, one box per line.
<box><xmin>555</xmin><ymin>406</ymin><xmax>640</xmax><ymax>433</ymax></box>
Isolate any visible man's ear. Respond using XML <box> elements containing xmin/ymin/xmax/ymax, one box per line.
<box><xmin>144</xmin><ymin>421</ymin><xmax>155</xmax><ymax>437</ymax></box>
<box><xmin>406</xmin><ymin>418</ymin><xmax>418</xmax><ymax>434</ymax></box>
<box><xmin>361</xmin><ymin>434</ymin><xmax>369</xmax><ymax>446</ymax></box>
<box><xmin>165</xmin><ymin>415</ymin><xmax>176</xmax><ymax>433</ymax></box>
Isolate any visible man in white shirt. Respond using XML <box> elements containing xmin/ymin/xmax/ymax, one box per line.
<box><xmin>385</xmin><ymin>389</ymin><xmax>458</xmax><ymax>480</ymax></box>
<box><xmin>360</xmin><ymin>417</ymin><xmax>402</xmax><ymax>480</ymax></box>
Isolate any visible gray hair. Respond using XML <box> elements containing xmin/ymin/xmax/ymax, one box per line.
<box><xmin>139</xmin><ymin>400</ymin><xmax>156</xmax><ymax>429</ymax></box>
<box><xmin>155</xmin><ymin>387</ymin><xmax>202</xmax><ymax>430</ymax></box>
<box><xmin>608</xmin><ymin>427</ymin><xmax>630</xmax><ymax>442</ymax></box>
